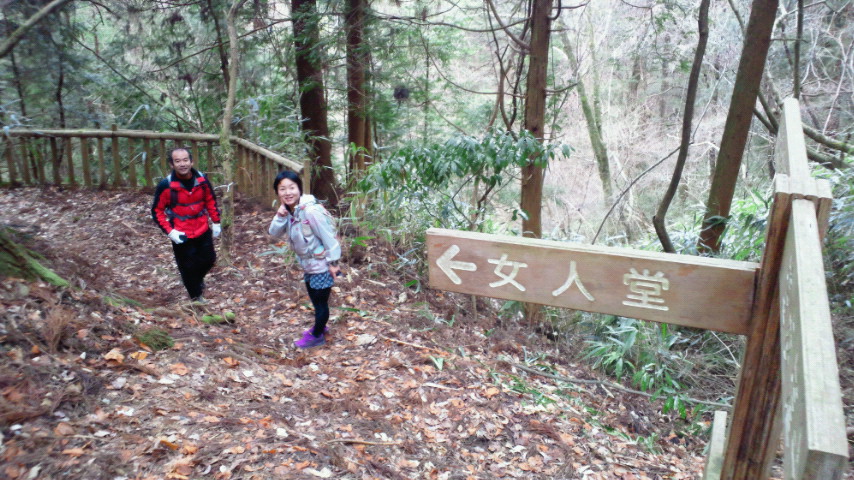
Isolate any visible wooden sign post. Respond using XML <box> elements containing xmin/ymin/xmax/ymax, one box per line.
<box><xmin>779</xmin><ymin>200</ymin><xmax>847</xmax><ymax>478</ymax></box>
<box><xmin>427</xmin><ymin>229</ymin><xmax>758</xmax><ymax>334</ymax></box>
<box><xmin>426</xmin><ymin>98</ymin><xmax>848</xmax><ymax>480</ymax></box>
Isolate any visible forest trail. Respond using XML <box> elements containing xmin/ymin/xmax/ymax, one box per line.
<box><xmin>0</xmin><ymin>187</ymin><xmax>710</xmax><ymax>479</ymax></box>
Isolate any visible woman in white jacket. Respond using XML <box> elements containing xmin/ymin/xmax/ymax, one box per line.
<box><xmin>269</xmin><ymin>170</ymin><xmax>342</xmax><ymax>348</ymax></box>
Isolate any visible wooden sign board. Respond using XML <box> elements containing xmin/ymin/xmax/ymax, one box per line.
<box><xmin>779</xmin><ymin>200</ymin><xmax>847</xmax><ymax>479</ymax></box>
<box><xmin>427</xmin><ymin>228</ymin><xmax>758</xmax><ymax>334</ymax></box>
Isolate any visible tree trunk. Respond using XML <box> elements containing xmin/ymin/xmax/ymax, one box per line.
<box><xmin>0</xmin><ymin>227</ymin><xmax>68</xmax><ymax>287</ymax></box>
<box><xmin>345</xmin><ymin>0</ymin><xmax>369</xmax><ymax>188</ymax></box>
<box><xmin>698</xmin><ymin>0</ymin><xmax>779</xmax><ymax>253</ymax></box>
<box><xmin>7</xmin><ymin>28</ymin><xmax>27</xmax><ymax>118</ymax></box>
<box><xmin>520</xmin><ymin>0</ymin><xmax>552</xmax><ymax>240</ymax></box>
<box><xmin>55</xmin><ymin>58</ymin><xmax>66</xmax><ymax>129</ymax></box>
<box><xmin>217</xmin><ymin>0</ymin><xmax>249</xmax><ymax>264</ymax></box>
<box><xmin>653</xmin><ymin>0</ymin><xmax>710</xmax><ymax>253</ymax></box>
<box><xmin>561</xmin><ymin>32</ymin><xmax>612</xmax><ymax>202</ymax></box>
<box><xmin>208</xmin><ymin>0</ymin><xmax>231</xmax><ymax>91</ymax></box>
<box><xmin>521</xmin><ymin>0</ymin><xmax>552</xmax><ymax>324</ymax></box>
<box><xmin>292</xmin><ymin>0</ymin><xmax>337</xmax><ymax>206</ymax></box>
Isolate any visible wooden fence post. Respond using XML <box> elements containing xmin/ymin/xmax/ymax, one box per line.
<box><xmin>721</xmin><ymin>98</ymin><xmax>846</xmax><ymax>479</ymax></box>
<box><xmin>4</xmin><ymin>138</ymin><xmax>18</xmax><ymax>184</ymax></box>
<box><xmin>236</xmin><ymin>145</ymin><xmax>244</xmax><ymax>194</ymax></box>
<box><xmin>191</xmin><ymin>141</ymin><xmax>199</xmax><ymax>170</ymax></box>
<box><xmin>779</xmin><ymin>199</ymin><xmax>847</xmax><ymax>478</ymax></box>
<box><xmin>111</xmin><ymin>125</ymin><xmax>121</xmax><ymax>188</ymax></box>
<box><xmin>704</xmin><ymin>411</ymin><xmax>728</xmax><ymax>480</ymax></box>
<box><xmin>81</xmin><ymin>137</ymin><xmax>92</xmax><ymax>187</ymax></box>
<box><xmin>143</xmin><ymin>138</ymin><xmax>152</xmax><ymax>187</ymax></box>
<box><xmin>19</xmin><ymin>138</ymin><xmax>32</xmax><ymax>185</ymax></box>
<box><xmin>36</xmin><ymin>140</ymin><xmax>46</xmax><ymax>184</ymax></box>
<box><xmin>49</xmin><ymin>137</ymin><xmax>60</xmax><ymax>185</ymax></box>
<box><xmin>97</xmin><ymin>137</ymin><xmax>106</xmax><ymax>188</ymax></box>
<box><xmin>127</xmin><ymin>138</ymin><xmax>137</xmax><ymax>188</ymax></box>
<box><xmin>65</xmin><ymin>137</ymin><xmax>76</xmax><ymax>186</ymax></box>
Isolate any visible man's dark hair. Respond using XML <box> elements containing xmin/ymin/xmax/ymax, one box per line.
<box><xmin>273</xmin><ymin>170</ymin><xmax>303</xmax><ymax>195</ymax></box>
<box><xmin>167</xmin><ymin>147</ymin><xmax>193</xmax><ymax>164</ymax></box>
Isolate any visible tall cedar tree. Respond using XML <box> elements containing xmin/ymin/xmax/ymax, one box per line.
<box><xmin>520</xmin><ymin>0</ymin><xmax>552</xmax><ymax>239</ymax></box>
<box><xmin>346</xmin><ymin>0</ymin><xmax>371</xmax><ymax>185</ymax></box>
<box><xmin>698</xmin><ymin>0</ymin><xmax>778</xmax><ymax>253</ymax></box>
<box><xmin>292</xmin><ymin>0</ymin><xmax>337</xmax><ymax>205</ymax></box>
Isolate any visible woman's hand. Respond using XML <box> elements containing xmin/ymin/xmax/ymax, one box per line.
<box><xmin>276</xmin><ymin>204</ymin><xmax>290</xmax><ymax>217</ymax></box>
<box><xmin>329</xmin><ymin>264</ymin><xmax>342</xmax><ymax>277</ymax></box>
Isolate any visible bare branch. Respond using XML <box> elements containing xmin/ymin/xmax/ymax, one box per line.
<box><xmin>593</xmin><ymin>146</ymin><xmax>681</xmax><ymax>244</ymax></box>
<box><xmin>485</xmin><ymin>0</ymin><xmax>530</xmax><ymax>51</ymax></box>
<box><xmin>0</xmin><ymin>0</ymin><xmax>73</xmax><ymax>59</ymax></box>
<box><xmin>73</xmin><ymin>38</ymin><xmax>196</xmax><ymax>128</ymax></box>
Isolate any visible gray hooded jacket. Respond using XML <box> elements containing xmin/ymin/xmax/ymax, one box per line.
<box><xmin>268</xmin><ymin>195</ymin><xmax>341</xmax><ymax>275</ymax></box>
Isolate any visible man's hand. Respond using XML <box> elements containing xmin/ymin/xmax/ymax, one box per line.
<box><xmin>211</xmin><ymin>223</ymin><xmax>222</xmax><ymax>238</ymax></box>
<box><xmin>168</xmin><ymin>230</ymin><xmax>187</xmax><ymax>244</ymax></box>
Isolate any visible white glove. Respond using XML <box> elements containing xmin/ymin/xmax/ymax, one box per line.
<box><xmin>168</xmin><ymin>229</ymin><xmax>186</xmax><ymax>244</ymax></box>
<box><xmin>211</xmin><ymin>223</ymin><xmax>221</xmax><ymax>238</ymax></box>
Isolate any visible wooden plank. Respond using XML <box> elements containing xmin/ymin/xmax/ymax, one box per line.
<box><xmin>6</xmin><ymin>128</ymin><xmax>219</xmax><ymax>141</ymax></box>
<box><xmin>80</xmin><ymin>137</ymin><xmax>92</xmax><ymax>187</ymax></box>
<box><xmin>815</xmin><ymin>179</ymin><xmax>832</xmax><ymax>242</ymax></box>
<box><xmin>4</xmin><ymin>138</ymin><xmax>18</xmax><ymax>184</ymax></box>
<box><xmin>18</xmin><ymin>138</ymin><xmax>31</xmax><ymax>184</ymax></box>
<box><xmin>779</xmin><ymin>199</ymin><xmax>847</xmax><ymax>480</ymax></box>
<box><xmin>143</xmin><ymin>138</ymin><xmax>152</xmax><ymax>187</ymax></box>
<box><xmin>35</xmin><ymin>140</ymin><xmax>46</xmax><ymax>184</ymax></box>
<box><xmin>236</xmin><ymin>145</ymin><xmax>244</xmax><ymax>194</ymax></box>
<box><xmin>65</xmin><ymin>137</ymin><xmax>76</xmax><ymax>186</ymax></box>
<box><xmin>232</xmin><ymin>137</ymin><xmax>303</xmax><ymax>171</ymax></box>
<box><xmin>721</xmin><ymin>179</ymin><xmax>793</xmax><ymax>480</ymax></box>
<box><xmin>127</xmin><ymin>138</ymin><xmax>137</xmax><ymax>188</ymax></box>
<box><xmin>252</xmin><ymin>152</ymin><xmax>261</xmax><ymax>197</ymax></box>
<box><xmin>775</xmin><ymin>99</ymin><xmax>810</xmax><ymax>194</ymax></box>
<box><xmin>97</xmin><ymin>137</ymin><xmax>106</xmax><ymax>188</ymax></box>
<box><xmin>49</xmin><ymin>137</ymin><xmax>60</xmax><ymax>185</ymax></box>
<box><xmin>703</xmin><ymin>411</ymin><xmax>728</xmax><ymax>480</ymax></box>
<box><xmin>427</xmin><ymin>228</ymin><xmax>758</xmax><ymax>334</ymax></box>
<box><xmin>261</xmin><ymin>157</ymin><xmax>269</xmax><ymax>200</ymax></box>
<box><xmin>111</xmin><ymin>126</ymin><xmax>121</xmax><ymax>187</ymax></box>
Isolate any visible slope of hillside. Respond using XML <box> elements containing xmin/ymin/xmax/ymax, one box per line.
<box><xmin>1</xmin><ymin>187</ymin><xmax>716</xmax><ymax>479</ymax></box>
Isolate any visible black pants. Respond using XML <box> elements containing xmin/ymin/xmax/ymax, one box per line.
<box><xmin>171</xmin><ymin>229</ymin><xmax>216</xmax><ymax>300</ymax></box>
<box><xmin>305</xmin><ymin>283</ymin><xmax>331</xmax><ymax>337</ymax></box>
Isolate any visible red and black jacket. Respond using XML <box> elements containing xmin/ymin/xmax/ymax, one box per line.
<box><xmin>151</xmin><ymin>169</ymin><xmax>221</xmax><ymax>239</ymax></box>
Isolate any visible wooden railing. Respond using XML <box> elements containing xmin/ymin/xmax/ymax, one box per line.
<box><xmin>702</xmin><ymin>99</ymin><xmax>846</xmax><ymax>479</ymax></box>
<box><xmin>0</xmin><ymin>126</ymin><xmax>306</xmax><ymax>200</ymax></box>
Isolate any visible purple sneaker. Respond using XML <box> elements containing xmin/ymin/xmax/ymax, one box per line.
<box><xmin>294</xmin><ymin>330</ymin><xmax>325</xmax><ymax>349</ymax></box>
<box><xmin>302</xmin><ymin>327</ymin><xmax>329</xmax><ymax>337</ymax></box>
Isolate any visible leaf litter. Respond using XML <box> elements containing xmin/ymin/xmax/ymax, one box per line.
<box><xmin>0</xmin><ymin>187</ymin><xmax>723</xmax><ymax>479</ymax></box>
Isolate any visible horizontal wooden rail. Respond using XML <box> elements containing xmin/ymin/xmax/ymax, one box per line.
<box><xmin>0</xmin><ymin>127</ymin><xmax>305</xmax><ymax>200</ymax></box>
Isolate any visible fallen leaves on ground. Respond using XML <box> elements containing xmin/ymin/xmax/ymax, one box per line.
<box><xmin>0</xmin><ymin>188</ymin><xmax>726</xmax><ymax>479</ymax></box>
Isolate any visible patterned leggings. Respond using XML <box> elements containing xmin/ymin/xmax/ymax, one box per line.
<box><xmin>305</xmin><ymin>283</ymin><xmax>331</xmax><ymax>337</ymax></box>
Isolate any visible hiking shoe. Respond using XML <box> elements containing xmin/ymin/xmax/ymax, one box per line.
<box><xmin>302</xmin><ymin>327</ymin><xmax>329</xmax><ymax>337</ymax></box>
<box><xmin>190</xmin><ymin>296</ymin><xmax>208</xmax><ymax>305</ymax></box>
<box><xmin>294</xmin><ymin>331</ymin><xmax>325</xmax><ymax>349</ymax></box>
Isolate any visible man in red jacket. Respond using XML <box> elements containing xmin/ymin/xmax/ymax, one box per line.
<box><xmin>151</xmin><ymin>147</ymin><xmax>221</xmax><ymax>302</ymax></box>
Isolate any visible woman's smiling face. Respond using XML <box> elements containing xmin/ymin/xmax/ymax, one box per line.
<box><xmin>277</xmin><ymin>178</ymin><xmax>301</xmax><ymax>208</ymax></box>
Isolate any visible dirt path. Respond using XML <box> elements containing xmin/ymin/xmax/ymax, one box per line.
<box><xmin>0</xmin><ymin>187</ymin><xmax>710</xmax><ymax>479</ymax></box>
